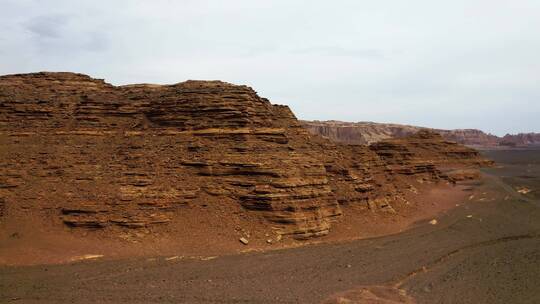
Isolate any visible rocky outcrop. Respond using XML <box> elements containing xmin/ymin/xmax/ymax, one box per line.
<box><xmin>0</xmin><ymin>73</ymin><xmax>341</xmax><ymax>239</ymax></box>
<box><xmin>0</xmin><ymin>72</ymin><xmax>491</xmax><ymax>240</ymax></box>
<box><xmin>302</xmin><ymin>120</ymin><xmax>538</xmax><ymax>148</ymax></box>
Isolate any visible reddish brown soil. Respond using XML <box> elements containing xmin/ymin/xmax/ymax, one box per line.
<box><xmin>327</xmin><ymin>182</ymin><xmax>472</xmax><ymax>242</ymax></box>
<box><xmin>0</xmin><ymin>181</ymin><xmax>469</xmax><ymax>266</ymax></box>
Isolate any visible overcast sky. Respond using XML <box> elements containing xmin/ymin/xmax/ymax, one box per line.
<box><xmin>1</xmin><ymin>0</ymin><xmax>539</xmax><ymax>135</ymax></box>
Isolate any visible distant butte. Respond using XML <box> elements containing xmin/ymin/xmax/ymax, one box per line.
<box><xmin>0</xmin><ymin>72</ymin><xmax>492</xmax><ymax>263</ymax></box>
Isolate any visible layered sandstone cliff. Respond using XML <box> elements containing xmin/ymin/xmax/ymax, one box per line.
<box><xmin>500</xmin><ymin>133</ymin><xmax>540</xmax><ymax>147</ymax></box>
<box><xmin>0</xmin><ymin>72</ymin><xmax>491</xmax><ymax>241</ymax></box>
<box><xmin>303</xmin><ymin>121</ymin><xmax>422</xmax><ymax>145</ymax></box>
<box><xmin>302</xmin><ymin>120</ymin><xmax>537</xmax><ymax>148</ymax></box>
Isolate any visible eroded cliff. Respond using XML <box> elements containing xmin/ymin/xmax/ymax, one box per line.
<box><xmin>0</xmin><ymin>72</ymin><xmax>491</xmax><ymax>243</ymax></box>
<box><xmin>302</xmin><ymin>120</ymin><xmax>537</xmax><ymax>148</ymax></box>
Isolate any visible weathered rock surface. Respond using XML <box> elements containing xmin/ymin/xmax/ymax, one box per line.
<box><xmin>0</xmin><ymin>72</ymin><xmax>491</xmax><ymax>240</ymax></box>
<box><xmin>0</xmin><ymin>72</ymin><xmax>341</xmax><ymax>239</ymax></box>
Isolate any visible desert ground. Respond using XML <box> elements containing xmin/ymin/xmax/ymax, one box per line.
<box><xmin>1</xmin><ymin>148</ymin><xmax>539</xmax><ymax>304</ymax></box>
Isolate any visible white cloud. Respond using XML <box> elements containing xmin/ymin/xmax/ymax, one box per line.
<box><xmin>0</xmin><ymin>0</ymin><xmax>538</xmax><ymax>135</ymax></box>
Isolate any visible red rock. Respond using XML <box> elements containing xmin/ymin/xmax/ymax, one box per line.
<box><xmin>0</xmin><ymin>72</ymin><xmax>492</xmax><ymax>240</ymax></box>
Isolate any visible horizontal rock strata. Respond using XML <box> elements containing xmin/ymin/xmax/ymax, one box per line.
<box><xmin>302</xmin><ymin>120</ymin><xmax>540</xmax><ymax>148</ymax></box>
<box><xmin>0</xmin><ymin>72</ymin><xmax>492</xmax><ymax>239</ymax></box>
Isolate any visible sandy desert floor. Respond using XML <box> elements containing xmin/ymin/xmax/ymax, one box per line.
<box><xmin>1</xmin><ymin>148</ymin><xmax>539</xmax><ymax>303</ymax></box>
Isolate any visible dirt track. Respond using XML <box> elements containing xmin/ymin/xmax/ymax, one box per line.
<box><xmin>1</xmin><ymin>149</ymin><xmax>539</xmax><ymax>303</ymax></box>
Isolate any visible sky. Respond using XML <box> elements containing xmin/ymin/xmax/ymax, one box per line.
<box><xmin>1</xmin><ymin>0</ymin><xmax>539</xmax><ymax>135</ymax></box>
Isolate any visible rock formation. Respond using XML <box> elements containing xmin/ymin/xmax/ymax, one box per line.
<box><xmin>0</xmin><ymin>72</ymin><xmax>491</xmax><ymax>241</ymax></box>
<box><xmin>302</xmin><ymin>120</ymin><xmax>538</xmax><ymax>148</ymax></box>
<box><xmin>500</xmin><ymin>133</ymin><xmax>540</xmax><ymax>147</ymax></box>
<box><xmin>303</xmin><ymin>120</ymin><xmax>422</xmax><ymax>145</ymax></box>
<box><xmin>369</xmin><ymin>130</ymin><xmax>492</xmax><ymax>181</ymax></box>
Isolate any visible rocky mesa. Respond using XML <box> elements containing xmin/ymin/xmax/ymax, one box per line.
<box><xmin>0</xmin><ymin>72</ymin><xmax>492</xmax><ymax>253</ymax></box>
<box><xmin>302</xmin><ymin>120</ymin><xmax>538</xmax><ymax>148</ymax></box>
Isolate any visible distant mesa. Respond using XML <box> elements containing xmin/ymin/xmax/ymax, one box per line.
<box><xmin>0</xmin><ymin>72</ymin><xmax>491</xmax><ymax>243</ymax></box>
<box><xmin>302</xmin><ymin>120</ymin><xmax>539</xmax><ymax>148</ymax></box>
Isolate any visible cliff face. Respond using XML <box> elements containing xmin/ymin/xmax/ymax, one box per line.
<box><xmin>0</xmin><ymin>72</ymin><xmax>344</xmax><ymax>239</ymax></box>
<box><xmin>435</xmin><ymin>129</ymin><xmax>500</xmax><ymax>147</ymax></box>
<box><xmin>302</xmin><ymin>120</ymin><xmax>536</xmax><ymax>148</ymax></box>
<box><xmin>500</xmin><ymin>133</ymin><xmax>540</xmax><ymax>147</ymax></box>
<box><xmin>0</xmin><ymin>72</ymin><xmax>491</xmax><ymax>241</ymax></box>
<box><xmin>370</xmin><ymin>130</ymin><xmax>492</xmax><ymax>172</ymax></box>
<box><xmin>303</xmin><ymin>121</ymin><xmax>421</xmax><ymax>145</ymax></box>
